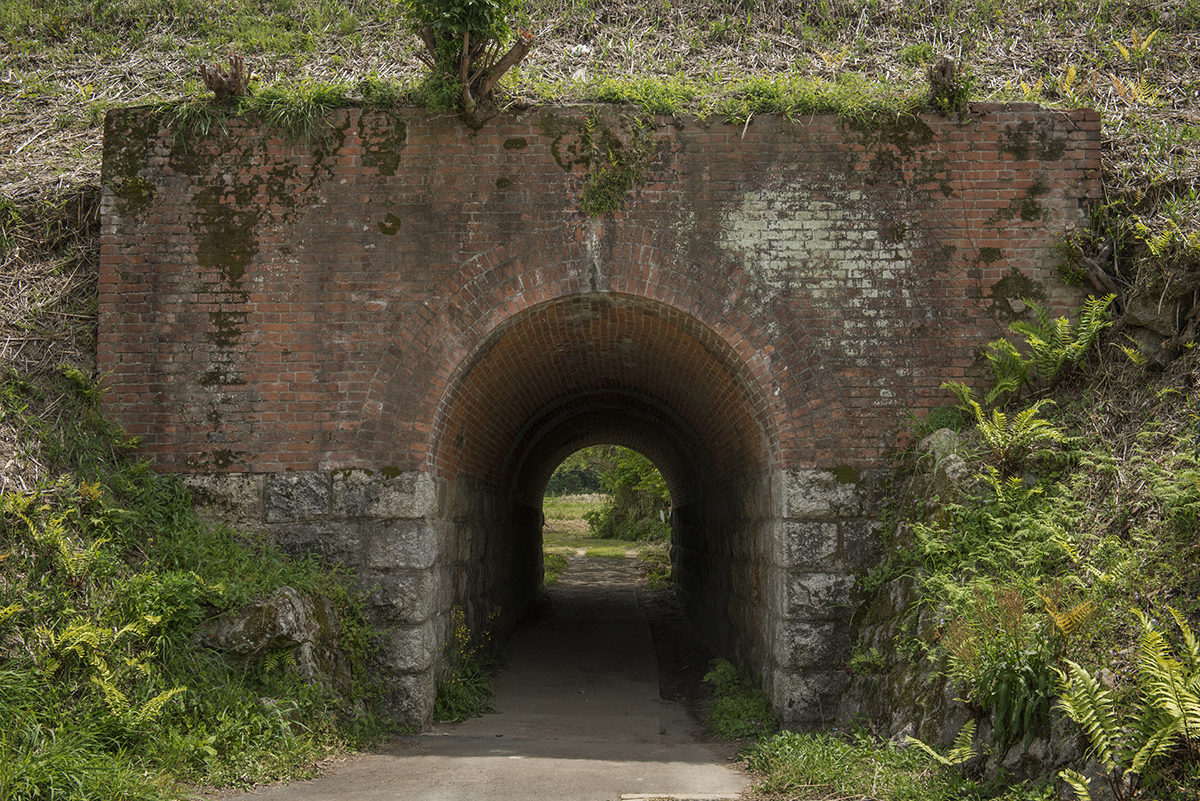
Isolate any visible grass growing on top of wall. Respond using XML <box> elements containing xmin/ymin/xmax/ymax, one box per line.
<box><xmin>0</xmin><ymin>368</ymin><xmax>395</xmax><ymax>799</ymax></box>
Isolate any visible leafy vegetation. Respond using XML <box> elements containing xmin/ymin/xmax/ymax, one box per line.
<box><xmin>859</xmin><ymin>301</ymin><xmax>1200</xmax><ymax>796</ymax></box>
<box><xmin>1056</xmin><ymin>609</ymin><xmax>1200</xmax><ymax>800</ymax></box>
<box><xmin>544</xmin><ymin>446</ymin><xmax>671</xmax><ymax>542</ymax></box>
<box><xmin>702</xmin><ymin>659</ymin><xmax>778</xmax><ymax>741</ymax></box>
<box><xmin>433</xmin><ymin>606</ymin><xmax>497</xmax><ymax>722</ymax></box>
<box><xmin>0</xmin><ymin>371</ymin><xmax>391</xmax><ymax>798</ymax></box>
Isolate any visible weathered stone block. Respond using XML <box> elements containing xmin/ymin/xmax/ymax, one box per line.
<box><xmin>379</xmin><ymin>621</ymin><xmax>438</xmax><ymax>673</ymax></box>
<box><xmin>776</xmin><ymin>469</ymin><xmax>862</xmax><ymax>519</ymax></box>
<box><xmin>181</xmin><ymin>473</ymin><xmax>262</xmax><ymax>528</ymax></box>
<box><xmin>332</xmin><ymin>469</ymin><xmax>437</xmax><ymax>519</ymax></box>
<box><xmin>785</xmin><ymin>572</ymin><xmax>856</xmax><ymax>619</ymax></box>
<box><xmin>364</xmin><ymin>519</ymin><xmax>439</xmax><ymax>570</ymax></box>
<box><xmin>775</xmin><ymin>619</ymin><xmax>852</xmax><ymax>668</ymax></box>
<box><xmin>265</xmin><ymin>472</ymin><xmax>330</xmax><ymax>522</ymax></box>
<box><xmin>361</xmin><ymin>570</ymin><xmax>444</xmax><ymax>625</ymax></box>
<box><xmin>773</xmin><ymin>520</ymin><xmax>839</xmax><ymax>569</ymax></box>
<box><xmin>375</xmin><ymin>668</ymin><xmax>436</xmax><ymax>726</ymax></box>
<box><xmin>841</xmin><ymin>518</ymin><xmax>882</xmax><ymax>569</ymax></box>
<box><xmin>268</xmin><ymin>522</ymin><xmax>363</xmax><ymax>566</ymax></box>
<box><xmin>771</xmin><ymin>668</ymin><xmax>848</xmax><ymax>729</ymax></box>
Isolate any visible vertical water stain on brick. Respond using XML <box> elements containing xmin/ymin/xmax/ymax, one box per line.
<box><xmin>101</xmin><ymin>111</ymin><xmax>158</xmax><ymax>217</ymax></box>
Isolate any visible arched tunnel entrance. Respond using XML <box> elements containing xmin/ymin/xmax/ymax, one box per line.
<box><xmin>429</xmin><ymin>292</ymin><xmax>781</xmax><ymax>709</ymax></box>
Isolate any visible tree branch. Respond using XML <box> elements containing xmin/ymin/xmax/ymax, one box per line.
<box><xmin>477</xmin><ymin>30</ymin><xmax>533</xmax><ymax>98</ymax></box>
<box><xmin>459</xmin><ymin>30</ymin><xmax>475</xmax><ymax>111</ymax></box>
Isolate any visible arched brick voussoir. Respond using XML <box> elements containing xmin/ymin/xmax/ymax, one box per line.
<box><xmin>357</xmin><ymin>226</ymin><xmax>843</xmax><ymax>475</ymax></box>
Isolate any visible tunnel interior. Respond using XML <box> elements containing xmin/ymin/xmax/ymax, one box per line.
<box><xmin>428</xmin><ymin>292</ymin><xmax>784</xmax><ymax>684</ymax></box>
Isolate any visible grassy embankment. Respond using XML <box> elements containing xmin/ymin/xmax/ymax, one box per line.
<box><xmin>3</xmin><ymin>0</ymin><xmax>1200</xmax><ymax>798</ymax></box>
<box><xmin>541</xmin><ymin>493</ymin><xmax>671</xmax><ymax>586</ymax></box>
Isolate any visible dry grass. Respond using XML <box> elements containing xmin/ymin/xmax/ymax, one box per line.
<box><xmin>1</xmin><ymin>0</ymin><xmax>1198</xmax><ymax>488</ymax></box>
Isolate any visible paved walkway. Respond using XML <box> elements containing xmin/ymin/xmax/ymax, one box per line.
<box><xmin>232</xmin><ymin>558</ymin><xmax>747</xmax><ymax>801</ymax></box>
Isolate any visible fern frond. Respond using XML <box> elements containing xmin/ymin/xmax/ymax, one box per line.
<box><xmin>1059</xmin><ymin>768</ymin><xmax>1093</xmax><ymax>801</ymax></box>
<box><xmin>1131</xmin><ymin>715</ymin><xmax>1183</xmax><ymax>774</ymax></box>
<box><xmin>1038</xmin><ymin>592</ymin><xmax>1094</xmax><ymax>638</ymax></box>
<box><xmin>947</xmin><ymin>719</ymin><xmax>978</xmax><ymax>764</ymax></box>
<box><xmin>1055</xmin><ymin>660</ymin><xmax>1121</xmax><ymax>770</ymax></box>
<box><xmin>128</xmin><ymin>686</ymin><xmax>187</xmax><ymax>726</ymax></box>
<box><xmin>1166</xmin><ymin>607</ymin><xmax>1200</xmax><ymax>670</ymax></box>
<box><xmin>91</xmin><ymin>675</ymin><xmax>130</xmax><ymax>714</ymax></box>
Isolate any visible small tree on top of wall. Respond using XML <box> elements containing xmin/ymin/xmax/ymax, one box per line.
<box><xmin>401</xmin><ymin>0</ymin><xmax>533</xmax><ymax>114</ymax></box>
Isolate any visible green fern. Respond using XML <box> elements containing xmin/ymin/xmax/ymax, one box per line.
<box><xmin>1055</xmin><ymin>659</ymin><xmax>1120</xmax><ymax>771</ymax></box>
<box><xmin>1059</xmin><ymin>768</ymin><xmax>1094</xmax><ymax>801</ymax></box>
<box><xmin>905</xmin><ymin>720</ymin><xmax>978</xmax><ymax>767</ymax></box>
<box><xmin>944</xmin><ymin>383</ymin><xmax>1066</xmax><ymax>472</ymax></box>
<box><xmin>1056</xmin><ymin>609</ymin><xmax>1200</xmax><ymax>800</ymax></box>
<box><xmin>980</xmin><ymin>295</ymin><xmax>1115</xmax><ymax>405</ymax></box>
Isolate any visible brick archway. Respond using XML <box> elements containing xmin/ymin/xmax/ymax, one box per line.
<box><xmin>97</xmin><ymin>104</ymin><xmax>1100</xmax><ymax>727</ymax></box>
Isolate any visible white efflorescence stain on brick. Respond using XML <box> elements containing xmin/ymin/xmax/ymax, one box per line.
<box><xmin>719</xmin><ymin>183</ymin><xmax>914</xmax><ymax>303</ymax></box>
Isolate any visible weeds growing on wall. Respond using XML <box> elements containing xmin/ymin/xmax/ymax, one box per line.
<box><xmin>434</xmin><ymin>606</ymin><xmax>498</xmax><ymax>722</ymax></box>
<box><xmin>864</xmin><ymin>295</ymin><xmax>1200</xmax><ymax>792</ymax></box>
<box><xmin>0</xmin><ymin>370</ymin><xmax>392</xmax><ymax>798</ymax></box>
<box><xmin>1056</xmin><ymin>609</ymin><xmax>1200</xmax><ymax>800</ymax></box>
<box><xmin>702</xmin><ymin>659</ymin><xmax>778</xmax><ymax>741</ymax></box>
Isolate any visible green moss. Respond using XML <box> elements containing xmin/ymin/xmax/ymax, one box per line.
<box><xmin>379</xmin><ymin>466</ymin><xmax>403</xmax><ymax>479</ymax></box>
<box><xmin>987</xmin><ymin>268</ymin><xmax>1045</xmax><ymax>320</ymax></box>
<box><xmin>210</xmin><ymin>449</ymin><xmax>242</xmax><ymax>468</ymax></box>
<box><xmin>101</xmin><ymin>110</ymin><xmax>157</xmax><ymax>216</ymax></box>
<box><xmin>377</xmin><ymin>212</ymin><xmax>402</xmax><ymax>235</ymax></box>
<box><xmin>1001</xmin><ymin>121</ymin><xmax>1068</xmax><ymax>161</ymax></box>
<box><xmin>538</xmin><ymin>111</ymin><xmax>590</xmax><ymax>172</ymax></box>
<box><xmin>833</xmin><ymin>466</ymin><xmax>860</xmax><ymax>484</ymax></box>
<box><xmin>503</xmin><ymin>137</ymin><xmax>527</xmax><ymax>150</ymax></box>
<box><xmin>579</xmin><ymin>116</ymin><xmax>658</xmax><ymax>216</ymax></box>
<box><xmin>979</xmin><ymin>247</ymin><xmax>1005</xmax><ymax>263</ymax></box>
<box><xmin>194</xmin><ymin>178</ymin><xmax>260</xmax><ymax>292</ymax></box>
<box><xmin>360</xmin><ymin>111</ymin><xmax>407</xmax><ymax>176</ymax></box>
<box><xmin>495</xmin><ymin>176</ymin><xmax>511</xmax><ymax>189</ymax></box>
<box><xmin>206</xmin><ymin>309</ymin><xmax>249</xmax><ymax>348</ymax></box>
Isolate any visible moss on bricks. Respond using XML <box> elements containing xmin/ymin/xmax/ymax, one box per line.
<box><xmin>102</xmin><ymin>111</ymin><xmax>158</xmax><ymax>217</ymax></box>
<box><xmin>361</xmin><ymin>112</ymin><xmax>407</xmax><ymax>176</ymax></box>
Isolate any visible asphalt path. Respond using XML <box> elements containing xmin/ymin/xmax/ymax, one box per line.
<box><xmin>229</xmin><ymin>557</ymin><xmax>747</xmax><ymax>801</ymax></box>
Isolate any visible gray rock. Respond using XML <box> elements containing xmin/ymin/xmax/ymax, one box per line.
<box><xmin>268</xmin><ymin>521</ymin><xmax>363</xmax><ymax>566</ymax></box>
<box><xmin>375</xmin><ymin>669</ymin><xmax>436</xmax><ymax>726</ymax></box>
<box><xmin>775</xmin><ymin>619</ymin><xmax>851</xmax><ymax>668</ymax></box>
<box><xmin>841</xmin><ymin>518</ymin><xmax>882</xmax><ymax>569</ymax></box>
<box><xmin>333</xmin><ymin>469</ymin><xmax>438</xmax><ymax>519</ymax></box>
<box><xmin>265</xmin><ymin>472</ymin><xmax>331</xmax><ymax>522</ymax></box>
<box><xmin>1124</xmin><ymin>294</ymin><xmax>1183</xmax><ymax>337</ymax></box>
<box><xmin>181</xmin><ymin>473</ymin><xmax>262</xmax><ymax>528</ymax></box>
<box><xmin>361</xmin><ymin>570</ymin><xmax>445</xmax><ymax>625</ymax></box>
<box><xmin>773</xmin><ymin>520</ymin><xmax>839</xmax><ymax>569</ymax></box>
<box><xmin>193</xmin><ymin>587</ymin><xmax>351</xmax><ymax>693</ymax></box>
<box><xmin>363</xmin><ymin>519</ymin><xmax>439</xmax><ymax>570</ymax></box>
<box><xmin>785</xmin><ymin>572</ymin><xmax>856</xmax><ymax>619</ymax></box>
<box><xmin>378</xmin><ymin>621</ymin><xmax>438</xmax><ymax>673</ymax></box>
<box><xmin>918</xmin><ymin>428</ymin><xmax>962</xmax><ymax>462</ymax></box>
<box><xmin>771</xmin><ymin>667</ymin><xmax>848</xmax><ymax>729</ymax></box>
<box><xmin>777</xmin><ymin>469</ymin><xmax>863</xmax><ymax>519</ymax></box>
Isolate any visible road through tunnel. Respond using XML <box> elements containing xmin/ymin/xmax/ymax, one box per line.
<box><xmin>427</xmin><ymin>293</ymin><xmax>781</xmax><ymax>712</ymax></box>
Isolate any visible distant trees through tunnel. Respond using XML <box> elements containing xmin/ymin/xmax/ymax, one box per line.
<box><xmin>544</xmin><ymin>446</ymin><xmax>671</xmax><ymax>545</ymax></box>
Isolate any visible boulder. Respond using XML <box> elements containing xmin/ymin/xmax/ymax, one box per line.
<box><xmin>194</xmin><ymin>586</ymin><xmax>352</xmax><ymax>693</ymax></box>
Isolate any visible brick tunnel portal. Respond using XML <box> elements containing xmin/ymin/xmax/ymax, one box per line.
<box><xmin>98</xmin><ymin>103</ymin><xmax>1100</xmax><ymax>729</ymax></box>
<box><xmin>428</xmin><ymin>293</ymin><xmax>779</xmax><ymax>716</ymax></box>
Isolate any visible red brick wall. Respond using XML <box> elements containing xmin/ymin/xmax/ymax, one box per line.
<box><xmin>98</xmin><ymin>104</ymin><xmax>1100</xmax><ymax>482</ymax></box>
